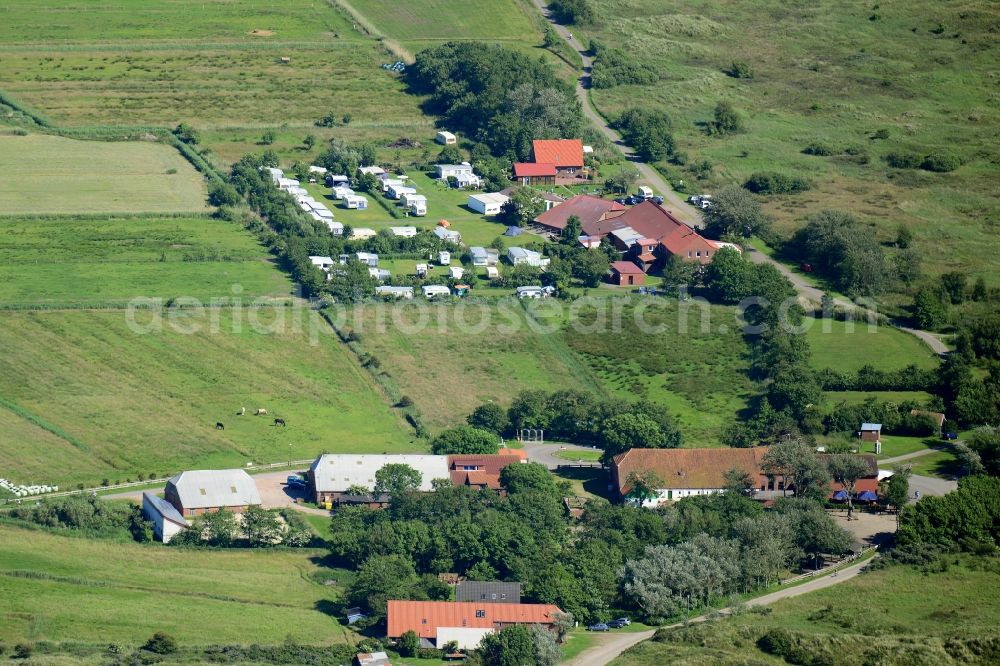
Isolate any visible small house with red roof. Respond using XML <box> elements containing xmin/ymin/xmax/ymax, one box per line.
<box><xmin>609</xmin><ymin>261</ymin><xmax>646</xmax><ymax>286</ymax></box>
<box><xmin>447</xmin><ymin>450</ymin><xmax>526</xmax><ymax>495</ymax></box>
<box><xmin>531</xmin><ymin>139</ymin><xmax>584</xmax><ymax>175</ymax></box>
<box><xmin>513</xmin><ymin>162</ymin><xmax>557</xmax><ymax>186</ymax></box>
<box><xmin>533</xmin><ymin>194</ymin><xmax>625</xmax><ymax>233</ymax></box>
<box><xmin>387</xmin><ymin>600</ymin><xmax>562</xmax><ymax>649</ymax></box>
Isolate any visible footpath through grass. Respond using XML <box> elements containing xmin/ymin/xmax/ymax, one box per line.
<box><xmin>0</xmin><ymin>524</ymin><xmax>352</xmax><ymax>647</ymax></box>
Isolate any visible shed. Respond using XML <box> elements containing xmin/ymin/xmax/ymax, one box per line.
<box><xmin>142</xmin><ymin>491</ymin><xmax>188</xmax><ymax>543</ymax></box>
<box><xmin>486</xmin><ymin>266</ymin><xmax>500</xmax><ymax>279</ymax></box>
<box><xmin>609</xmin><ymin>260</ymin><xmax>646</xmax><ymax>286</ymax></box>
<box><xmin>436</xmin><ymin>131</ymin><xmax>457</xmax><ymax>145</ymax></box>
<box><xmin>467</xmin><ymin>192</ymin><xmax>510</xmax><ymax>216</ymax></box>
<box><xmin>859</xmin><ymin>423</ymin><xmax>882</xmax><ymax>443</ymax></box>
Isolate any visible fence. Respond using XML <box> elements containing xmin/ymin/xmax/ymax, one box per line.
<box><xmin>780</xmin><ymin>545</ymin><xmax>878</xmax><ymax>586</ymax></box>
<box><xmin>4</xmin><ymin>459</ymin><xmax>316</xmax><ymax>502</ymax></box>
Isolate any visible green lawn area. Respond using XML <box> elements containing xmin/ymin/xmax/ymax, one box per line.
<box><xmin>824</xmin><ymin>390</ymin><xmax>933</xmax><ymax>407</ymax></box>
<box><xmin>564</xmin><ymin>299</ymin><xmax>754</xmax><ymax>446</ymax></box>
<box><xmin>804</xmin><ymin>318</ymin><xmax>940</xmax><ymax>372</ymax></box>
<box><xmin>553</xmin><ymin>448</ymin><xmax>603</xmax><ymax>462</ymax></box>
<box><xmin>0</xmin><ymin>214</ymin><xmax>290</xmax><ymax>306</ymax></box>
<box><xmin>888</xmin><ymin>447</ymin><xmax>961</xmax><ymax>479</ymax></box>
<box><xmin>0</xmin><ymin>524</ymin><xmax>352</xmax><ymax>648</ymax></box>
<box><xmin>574</xmin><ymin>0</ymin><xmax>1000</xmax><ymax>286</ymax></box>
<box><xmin>0</xmin><ymin>133</ymin><xmax>207</xmax><ymax>215</ymax></box>
<box><xmin>614</xmin><ymin>557</ymin><xmax>1000</xmax><ymax>664</ymax></box>
<box><xmin>347</xmin><ymin>0</ymin><xmax>540</xmax><ymax>45</ymax></box>
<box><xmin>0</xmin><ymin>308</ymin><xmax>415</xmax><ymax>487</ymax></box>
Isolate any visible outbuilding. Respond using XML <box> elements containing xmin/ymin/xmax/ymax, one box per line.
<box><xmin>164</xmin><ymin>469</ymin><xmax>261</xmax><ymax>517</ymax></box>
<box><xmin>467</xmin><ymin>192</ymin><xmax>510</xmax><ymax>216</ymax></box>
<box><xmin>142</xmin><ymin>491</ymin><xmax>189</xmax><ymax>543</ymax></box>
<box><xmin>609</xmin><ymin>260</ymin><xmax>646</xmax><ymax>286</ymax></box>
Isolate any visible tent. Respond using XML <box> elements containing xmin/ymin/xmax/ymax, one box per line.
<box><xmin>504</xmin><ymin>226</ymin><xmax>524</xmax><ymax>237</ymax></box>
<box><xmin>832</xmin><ymin>490</ymin><xmax>849</xmax><ymax>501</ymax></box>
<box><xmin>857</xmin><ymin>490</ymin><xmax>879</xmax><ymax>502</ymax></box>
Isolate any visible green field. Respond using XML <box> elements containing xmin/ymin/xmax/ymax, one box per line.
<box><xmin>565</xmin><ymin>299</ymin><xmax>753</xmax><ymax>445</ymax></box>
<box><xmin>614</xmin><ymin>557</ymin><xmax>1000</xmax><ymax>665</ymax></box>
<box><xmin>824</xmin><ymin>390</ymin><xmax>934</xmax><ymax>407</ymax></box>
<box><xmin>348</xmin><ymin>0</ymin><xmax>540</xmax><ymax>44</ymax></box>
<box><xmin>0</xmin><ymin>308</ymin><xmax>415</xmax><ymax>487</ymax></box>
<box><xmin>0</xmin><ymin>134</ymin><xmax>207</xmax><ymax>214</ymax></box>
<box><xmin>0</xmin><ymin>215</ymin><xmax>290</xmax><ymax>306</ymax></box>
<box><xmin>0</xmin><ymin>524</ymin><xmax>352</xmax><ymax>648</ymax></box>
<box><xmin>804</xmin><ymin>318</ymin><xmax>940</xmax><ymax>372</ymax></box>
<box><xmin>574</xmin><ymin>0</ymin><xmax>999</xmax><ymax>284</ymax></box>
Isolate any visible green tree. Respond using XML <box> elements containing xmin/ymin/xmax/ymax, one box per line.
<box><xmin>599</xmin><ymin>412</ymin><xmax>666</xmax><ymax>461</ymax></box>
<box><xmin>912</xmin><ymin>286</ymin><xmax>948</xmax><ymax>330</ymax></box>
<box><xmin>479</xmin><ymin>625</ymin><xmax>535</xmax><ymax>666</ymax></box>
<box><xmin>173</xmin><ymin>122</ymin><xmax>199</xmax><ymax>145</ymax></box>
<box><xmin>399</xmin><ymin>631</ymin><xmax>419</xmax><ymax>657</ymax></box>
<box><xmin>614</xmin><ymin>108</ymin><xmax>675</xmax><ymax>162</ymax></box>
<box><xmin>373</xmin><ymin>464</ymin><xmax>423</xmax><ymax>497</ymax></box>
<box><xmin>499</xmin><ymin>187</ymin><xmax>545</xmax><ymax>226</ymax></box>
<box><xmin>260</xmin><ymin>129</ymin><xmax>275</xmax><ymax>145</ymax></box>
<box><xmin>941</xmin><ymin>271</ymin><xmax>967</xmax><ymax>304</ymax></box>
<box><xmin>500</xmin><ymin>462</ymin><xmax>559</xmax><ymax>497</ymax></box>
<box><xmin>702</xmin><ymin>185</ymin><xmax>768</xmax><ymax>239</ymax></box>
<box><xmin>468</xmin><ymin>402</ymin><xmax>511</xmax><ymax>434</ymax></box>
<box><xmin>896</xmin><ymin>224</ymin><xmax>913</xmax><ymax>248</ymax></box>
<box><xmin>328</xmin><ymin>258</ymin><xmax>377</xmax><ymax>303</ymax></box>
<box><xmin>571</xmin><ymin>248</ymin><xmax>610</xmax><ymax>288</ymax></box>
<box><xmin>968</xmin><ymin>426</ymin><xmax>1000</xmax><ymax>476</ymax></box>
<box><xmin>208</xmin><ymin>181</ymin><xmax>240</xmax><ymax>207</ymax></box>
<box><xmin>826</xmin><ymin>454</ymin><xmax>871</xmax><ymax>518</ymax></box>
<box><xmin>439</xmin><ymin>144</ymin><xmax>464</xmax><ymax>164</ymax></box>
<box><xmin>885</xmin><ymin>467</ymin><xmax>910</xmax><ymax>527</ymax></box>
<box><xmin>561</xmin><ymin>215</ymin><xmax>583</xmax><ymax>244</ymax></box>
<box><xmin>303</xmin><ymin>134</ymin><xmax>316</xmax><ymax>150</ymax></box>
<box><xmin>142</xmin><ymin>632</ymin><xmax>177</xmax><ymax>655</ymax></box>
<box><xmin>710</xmin><ymin>101</ymin><xmax>745</xmax><ymax>135</ymax></box>
<box><xmin>761</xmin><ymin>439</ymin><xmax>829</xmax><ymax>499</ymax></box>
<box><xmin>625</xmin><ymin>470</ymin><xmax>665</xmax><ymax>504</ymax></box>
<box><xmin>430</xmin><ymin>426</ymin><xmax>500</xmax><ymax>455</ymax></box>
<box><xmin>348</xmin><ymin>554</ymin><xmax>418</xmax><ymax>618</ymax></box>
<box><xmin>242</xmin><ymin>505</ymin><xmax>282</xmax><ymax>546</ymax></box>
<box><xmin>723</xmin><ymin>467</ymin><xmax>755</xmax><ymax>495</ymax></box>
<box><xmin>604</xmin><ymin>163</ymin><xmax>640</xmax><ymax>194</ymax></box>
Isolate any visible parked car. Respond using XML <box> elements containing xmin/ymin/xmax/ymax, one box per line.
<box><xmin>587</xmin><ymin>623</ymin><xmax>610</xmax><ymax>632</ymax></box>
<box><xmin>614</xmin><ymin>197</ymin><xmax>628</xmax><ymax>205</ymax></box>
<box><xmin>286</xmin><ymin>475</ymin><xmax>305</xmax><ymax>488</ymax></box>
<box><xmin>610</xmin><ymin>617</ymin><xmax>631</xmax><ymax>627</ymax></box>
<box><xmin>944</xmin><ymin>432</ymin><xmax>959</xmax><ymax>440</ymax></box>
<box><xmin>651</xmin><ymin>195</ymin><xmax>664</xmax><ymax>205</ymax></box>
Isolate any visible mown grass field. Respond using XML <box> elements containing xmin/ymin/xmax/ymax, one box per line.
<box><xmin>348</xmin><ymin>0</ymin><xmax>541</xmax><ymax>45</ymax></box>
<box><xmin>343</xmin><ymin>302</ymin><xmax>600</xmax><ymax>431</ymax></box>
<box><xmin>0</xmin><ymin>133</ymin><xmax>207</xmax><ymax>214</ymax></box>
<box><xmin>803</xmin><ymin>317</ymin><xmax>940</xmax><ymax>372</ymax></box>
<box><xmin>565</xmin><ymin>299</ymin><xmax>753</xmax><ymax>446</ymax></box>
<box><xmin>0</xmin><ymin>524</ymin><xmax>352</xmax><ymax>647</ymax></box>
<box><xmin>0</xmin><ymin>308</ymin><xmax>415</xmax><ymax>487</ymax></box>
<box><xmin>576</xmin><ymin>0</ymin><xmax>999</xmax><ymax>284</ymax></box>
<box><xmin>0</xmin><ymin>215</ymin><xmax>289</xmax><ymax>306</ymax></box>
<box><xmin>614</xmin><ymin>557</ymin><xmax>1000</xmax><ymax>665</ymax></box>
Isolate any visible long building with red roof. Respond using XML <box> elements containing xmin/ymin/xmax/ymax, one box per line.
<box><xmin>387</xmin><ymin>600</ymin><xmax>562</xmax><ymax>649</ymax></box>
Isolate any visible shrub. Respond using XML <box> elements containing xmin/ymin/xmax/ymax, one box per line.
<box><xmin>143</xmin><ymin>632</ymin><xmax>178</xmax><ymax>655</ymax></box>
<box><xmin>549</xmin><ymin>0</ymin><xmax>595</xmax><ymax>24</ymax></box>
<box><xmin>884</xmin><ymin>151</ymin><xmax>923</xmax><ymax>169</ymax></box>
<box><xmin>13</xmin><ymin>643</ymin><xmax>33</xmax><ymax>659</ymax></box>
<box><xmin>709</xmin><ymin>101</ymin><xmax>745</xmax><ymax>135</ymax></box>
<box><xmin>744</xmin><ymin>171</ymin><xmax>810</xmax><ymax>194</ymax></box>
<box><xmin>921</xmin><ymin>152</ymin><xmax>961</xmax><ymax>172</ymax></box>
<box><xmin>802</xmin><ymin>142</ymin><xmax>834</xmax><ymax>156</ymax></box>
<box><xmin>726</xmin><ymin>60</ymin><xmax>754</xmax><ymax>78</ymax></box>
<box><xmin>872</xmin><ymin>128</ymin><xmax>890</xmax><ymax>140</ymax></box>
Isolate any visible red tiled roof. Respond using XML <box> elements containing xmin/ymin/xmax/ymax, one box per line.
<box><xmin>612</xmin><ymin>448</ymin><xmax>770</xmax><ymax>494</ymax></box>
<box><xmin>387</xmin><ymin>601</ymin><xmax>562</xmax><ymax>639</ymax></box>
<box><xmin>497</xmin><ymin>447</ymin><xmax>529</xmax><ymax>460</ymax></box>
<box><xmin>660</xmin><ymin>224</ymin><xmax>718</xmax><ymax>260</ymax></box>
<box><xmin>612</xmin><ymin>201</ymin><xmax>686</xmax><ymax>241</ymax></box>
<box><xmin>450</xmin><ymin>470</ymin><xmax>501</xmax><ymax>490</ymax></box>
<box><xmin>610</xmin><ymin>261</ymin><xmax>644</xmax><ymax>275</ymax></box>
<box><xmin>448</xmin><ymin>454</ymin><xmax>524</xmax><ymax>475</ymax></box>
<box><xmin>514</xmin><ymin>162</ymin><xmax>557</xmax><ymax>177</ymax></box>
<box><xmin>535</xmin><ymin>194</ymin><xmax>625</xmax><ymax>231</ymax></box>
<box><xmin>532</xmin><ymin>139</ymin><xmax>583</xmax><ymax>168</ymax></box>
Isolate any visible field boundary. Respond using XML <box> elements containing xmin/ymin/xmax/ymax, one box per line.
<box><xmin>0</xmin><ymin>396</ymin><xmax>97</xmax><ymax>458</ymax></box>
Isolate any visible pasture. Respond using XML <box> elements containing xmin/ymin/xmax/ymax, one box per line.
<box><xmin>0</xmin><ymin>524</ymin><xmax>352</xmax><ymax>647</ymax></box>
<box><xmin>0</xmin><ymin>215</ymin><xmax>290</xmax><ymax>306</ymax></box>
<box><xmin>614</xmin><ymin>556</ymin><xmax>1000</xmax><ymax>665</ymax></box>
<box><xmin>577</xmin><ymin>0</ymin><xmax>1000</xmax><ymax>283</ymax></box>
<box><xmin>0</xmin><ymin>308</ymin><xmax>415</xmax><ymax>487</ymax></box>
<box><xmin>347</xmin><ymin>0</ymin><xmax>541</xmax><ymax>45</ymax></box>
<box><xmin>0</xmin><ymin>134</ymin><xmax>207</xmax><ymax>214</ymax></box>
<box><xmin>803</xmin><ymin>317</ymin><xmax>940</xmax><ymax>372</ymax></box>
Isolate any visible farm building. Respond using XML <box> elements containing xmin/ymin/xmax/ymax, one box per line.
<box><xmin>436</xmin><ymin>130</ymin><xmax>457</xmax><ymax>145</ymax></box>
<box><xmin>307</xmin><ymin>454</ymin><xmax>450</xmax><ymax>504</ymax></box>
<box><xmin>164</xmin><ymin>469</ymin><xmax>261</xmax><ymax>517</ymax></box>
<box><xmin>142</xmin><ymin>491</ymin><xmax>188</xmax><ymax>543</ymax></box>
<box><xmin>859</xmin><ymin>423</ymin><xmax>882</xmax><ymax>443</ymax></box>
<box><xmin>351</xmin><ymin>227</ymin><xmax>377</xmax><ymax>240</ymax></box>
<box><xmin>608</xmin><ymin>260</ymin><xmax>645</xmax><ymax>286</ymax></box>
<box><xmin>389</xmin><ymin>226</ymin><xmax>418</xmax><ymax>238</ymax></box>
<box><xmin>513</xmin><ymin>162</ymin><xmax>556</xmax><ymax>186</ymax></box>
<box><xmin>448</xmin><ymin>450</ymin><xmax>527</xmax><ymax>495</ymax></box>
<box><xmin>469</xmin><ymin>246</ymin><xmax>500</xmax><ymax>267</ymax></box>
<box><xmin>423</xmin><ymin>285</ymin><xmax>451</xmax><ymax>299</ymax></box>
<box><xmin>534</xmin><ymin>194</ymin><xmax>625</xmax><ymax>233</ymax></box>
<box><xmin>434</xmin><ymin>226</ymin><xmax>461</xmax><ymax>244</ymax></box>
<box><xmin>612</xmin><ymin>448</ymin><xmax>769</xmax><ymax>508</ymax></box>
<box><xmin>375</xmin><ymin>285</ymin><xmax>414</xmax><ymax>299</ymax></box>
<box><xmin>387</xmin><ymin>600</ymin><xmax>562</xmax><ymax>650</ymax></box>
<box><xmin>531</xmin><ymin>139</ymin><xmax>584</xmax><ymax>175</ymax></box>
<box><xmin>507</xmin><ymin>247</ymin><xmax>550</xmax><ymax>268</ymax></box>
<box><xmin>455</xmin><ymin>581</ymin><xmax>522</xmax><ymax>605</ymax></box>
<box><xmin>467</xmin><ymin>192</ymin><xmax>509</xmax><ymax>216</ymax></box>
<box><xmin>343</xmin><ymin>194</ymin><xmax>368</xmax><ymax>209</ymax></box>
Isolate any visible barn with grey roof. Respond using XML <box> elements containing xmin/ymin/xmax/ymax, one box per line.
<box><xmin>164</xmin><ymin>469</ymin><xmax>261</xmax><ymax>517</ymax></box>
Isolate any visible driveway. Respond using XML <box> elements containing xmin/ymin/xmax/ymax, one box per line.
<box><xmin>522</xmin><ymin>442</ymin><xmax>603</xmax><ymax>469</ymax></box>
<box><xmin>908</xmin><ymin>474</ymin><xmax>957</xmax><ymax>501</ymax></box>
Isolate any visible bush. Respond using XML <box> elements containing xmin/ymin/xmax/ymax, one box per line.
<box><xmin>884</xmin><ymin>151</ymin><xmax>923</xmax><ymax>169</ymax></box>
<box><xmin>744</xmin><ymin>171</ymin><xmax>810</xmax><ymax>194</ymax></box>
<box><xmin>591</xmin><ymin>46</ymin><xmax>658</xmax><ymax>89</ymax></box>
<box><xmin>549</xmin><ymin>0</ymin><xmax>595</xmax><ymax>24</ymax></box>
<box><xmin>726</xmin><ymin>60</ymin><xmax>754</xmax><ymax>78</ymax></box>
<box><xmin>13</xmin><ymin>643</ymin><xmax>32</xmax><ymax>660</ymax></box>
<box><xmin>143</xmin><ymin>632</ymin><xmax>178</xmax><ymax>655</ymax></box>
<box><xmin>802</xmin><ymin>142</ymin><xmax>834</xmax><ymax>156</ymax></box>
<box><xmin>921</xmin><ymin>152</ymin><xmax>961</xmax><ymax>172</ymax></box>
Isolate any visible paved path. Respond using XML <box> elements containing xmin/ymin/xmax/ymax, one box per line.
<box><xmin>881</xmin><ymin>447</ymin><xmax>946</xmax><ymax>465</ymax></box>
<box><xmin>523</xmin><ymin>442</ymin><xmax>603</xmax><ymax>469</ymax></box>
<box><xmin>908</xmin><ymin>473</ymin><xmax>957</xmax><ymax>500</ymax></box>
<box><xmin>567</xmin><ymin>554</ymin><xmax>875</xmax><ymax>666</ymax></box>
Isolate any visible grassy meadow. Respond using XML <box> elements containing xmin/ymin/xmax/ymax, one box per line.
<box><xmin>576</xmin><ymin>0</ymin><xmax>999</xmax><ymax>284</ymax></box>
<box><xmin>803</xmin><ymin>317</ymin><xmax>940</xmax><ymax>372</ymax></box>
<box><xmin>0</xmin><ymin>524</ymin><xmax>352</xmax><ymax>648</ymax></box>
<box><xmin>0</xmin><ymin>133</ymin><xmax>207</xmax><ymax>214</ymax></box>
<box><xmin>0</xmin><ymin>308</ymin><xmax>415</xmax><ymax>487</ymax></box>
<box><xmin>0</xmin><ymin>215</ymin><xmax>290</xmax><ymax>306</ymax></box>
<box><xmin>614</xmin><ymin>557</ymin><xmax>1000</xmax><ymax>665</ymax></box>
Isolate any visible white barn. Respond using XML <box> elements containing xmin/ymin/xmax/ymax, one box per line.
<box><xmin>142</xmin><ymin>491</ymin><xmax>188</xmax><ymax>543</ymax></box>
<box><xmin>307</xmin><ymin>454</ymin><xmax>450</xmax><ymax>503</ymax></box>
<box><xmin>467</xmin><ymin>192</ymin><xmax>509</xmax><ymax>216</ymax></box>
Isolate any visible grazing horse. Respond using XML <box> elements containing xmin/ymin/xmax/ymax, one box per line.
<box><xmin>274</xmin><ymin>418</ymin><xmax>286</xmax><ymax>427</ymax></box>
<box><xmin>238</xmin><ymin>406</ymin><xmax>246</xmax><ymax>416</ymax></box>
<box><xmin>215</xmin><ymin>422</ymin><xmax>225</xmax><ymax>430</ymax></box>
<box><xmin>255</xmin><ymin>408</ymin><xmax>267</xmax><ymax>416</ymax></box>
